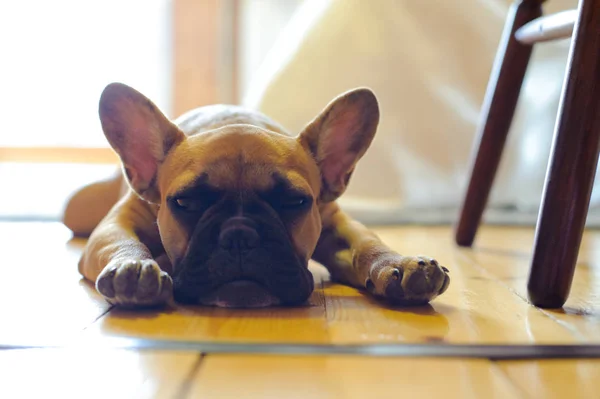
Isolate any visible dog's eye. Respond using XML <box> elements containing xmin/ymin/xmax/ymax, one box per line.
<box><xmin>174</xmin><ymin>198</ymin><xmax>203</xmax><ymax>212</ymax></box>
<box><xmin>280</xmin><ymin>196</ymin><xmax>310</xmax><ymax>210</ymax></box>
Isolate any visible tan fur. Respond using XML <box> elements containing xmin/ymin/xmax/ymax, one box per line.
<box><xmin>68</xmin><ymin>83</ymin><xmax>450</xmax><ymax>308</ymax></box>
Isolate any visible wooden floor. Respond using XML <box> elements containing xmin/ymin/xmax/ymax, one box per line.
<box><xmin>2</xmin><ymin>221</ymin><xmax>600</xmax><ymax>398</ymax></box>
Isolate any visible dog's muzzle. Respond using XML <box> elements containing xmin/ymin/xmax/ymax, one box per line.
<box><xmin>218</xmin><ymin>216</ymin><xmax>259</xmax><ymax>252</ymax></box>
<box><xmin>172</xmin><ymin>212</ymin><xmax>314</xmax><ymax>308</ymax></box>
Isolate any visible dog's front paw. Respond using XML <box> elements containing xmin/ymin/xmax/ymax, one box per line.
<box><xmin>365</xmin><ymin>255</ymin><xmax>450</xmax><ymax>305</ymax></box>
<box><xmin>96</xmin><ymin>260</ymin><xmax>173</xmax><ymax>308</ymax></box>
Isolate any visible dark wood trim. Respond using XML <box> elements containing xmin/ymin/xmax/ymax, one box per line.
<box><xmin>4</xmin><ymin>338</ymin><xmax>600</xmax><ymax>360</ymax></box>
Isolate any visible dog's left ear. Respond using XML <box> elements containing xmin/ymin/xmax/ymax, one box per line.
<box><xmin>298</xmin><ymin>88</ymin><xmax>379</xmax><ymax>202</ymax></box>
<box><xmin>98</xmin><ymin>83</ymin><xmax>186</xmax><ymax>203</ymax></box>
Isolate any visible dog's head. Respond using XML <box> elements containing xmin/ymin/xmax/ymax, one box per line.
<box><xmin>98</xmin><ymin>83</ymin><xmax>379</xmax><ymax>307</ymax></box>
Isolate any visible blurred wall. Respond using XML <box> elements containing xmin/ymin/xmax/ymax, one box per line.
<box><xmin>239</xmin><ymin>0</ymin><xmax>590</xmax><ymax>225</ymax></box>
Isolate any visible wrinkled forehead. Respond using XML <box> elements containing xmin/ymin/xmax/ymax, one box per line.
<box><xmin>160</xmin><ymin>126</ymin><xmax>320</xmax><ymax>197</ymax></box>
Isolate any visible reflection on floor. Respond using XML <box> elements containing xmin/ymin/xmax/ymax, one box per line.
<box><xmin>1</xmin><ymin>221</ymin><xmax>599</xmax><ymax>398</ymax></box>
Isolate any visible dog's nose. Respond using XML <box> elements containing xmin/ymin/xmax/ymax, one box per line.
<box><xmin>219</xmin><ymin>217</ymin><xmax>259</xmax><ymax>251</ymax></box>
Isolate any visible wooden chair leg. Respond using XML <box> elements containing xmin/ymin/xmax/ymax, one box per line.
<box><xmin>455</xmin><ymin>0</ymin><xmax>543</xmax><ymax>247</ymax></box>
<box><xmin>528</xmin><ymin>0</ymin><xmax>600</xmax><ymax>308</ymax></box>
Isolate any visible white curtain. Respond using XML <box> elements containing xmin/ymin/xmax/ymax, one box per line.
<box><xmin>241</xmin><ymin>0</ymin><xmax>599</xmax><ymax>225</ymax></box>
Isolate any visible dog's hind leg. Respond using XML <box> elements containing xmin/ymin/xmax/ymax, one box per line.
<box><xmin>62</xmin><ymin>169</ymin><xmax>127</xmax><ymax>236</ymax></box>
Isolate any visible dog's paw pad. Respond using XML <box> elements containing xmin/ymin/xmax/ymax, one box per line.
<box><xmin>368</xmin><ymin>255</ymin><xmax>450</xmax><ymax>305</ymax></box>
<box><xmin>96</xmin><ymin>259</ymin><xmax>172</xmax><ymax>308</ymax></box>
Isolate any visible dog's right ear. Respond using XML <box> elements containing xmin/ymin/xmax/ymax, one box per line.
<box><xmin>298</xmin><ymin>88</ymin><xmax>379</xmax><ymax>202</ymax></box>
<box><xmin>99</xmin><ymin>83</ymin><xmax>185</xmax><ymax>203</ymax></box>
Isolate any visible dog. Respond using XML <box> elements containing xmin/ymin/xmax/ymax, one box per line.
<box><xmin>63</xmin><ymin>83</ymin><xmax>450</xmax><ymax>308</ymax></box>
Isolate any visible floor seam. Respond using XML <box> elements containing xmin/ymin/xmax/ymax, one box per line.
<box><xmin>321</xmin><ymin>275</ymin><xmax>329</xmax><ymax>320</ymax></box>
<box><xmin>81</xmin><ymin>305</ymin><xmax>114</xmax><ymax>331</ymax></box>
<box><xmin>174</xmin><ymin>352</ymin><xmax>206</xmax><ymax>399</ymax></box>
<box><xmin>490</xmin><ymin>360</ymin><xmax>531</xmax><ymax>399</ymax></box>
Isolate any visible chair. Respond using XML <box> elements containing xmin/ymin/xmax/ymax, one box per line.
<box><xmin>454</xmin><ymin>0</ymin><xmax>600</xmax><ymax>308</ymax></box>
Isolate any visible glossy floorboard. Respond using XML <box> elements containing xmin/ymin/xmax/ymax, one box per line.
<box><xmin>2</xmin><ymin>221</ymin><xmax>600</xmax><ymax>398</ymax></box>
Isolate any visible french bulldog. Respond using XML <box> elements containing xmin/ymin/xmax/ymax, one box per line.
<box><xmin>65</xmin><ymin>83</ymin><xmax>450</xmax><ymax>308</ymax></box>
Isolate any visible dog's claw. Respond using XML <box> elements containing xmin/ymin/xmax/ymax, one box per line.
<box><xmin>365</xmin><ymin>278</ymin><xmax>376</xmax><ymax>293</ymax></box>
